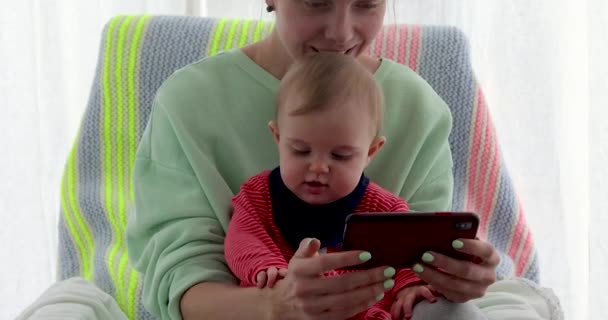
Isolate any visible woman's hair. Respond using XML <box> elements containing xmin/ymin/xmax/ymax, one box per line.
<box><xmin>276</xmin><ymin>53</ymin><xmax>384</xmax><ymax>136</ymax></box>
<box><xmin>262</xmin><ymin>0</ymin><xmax>397</xmax><ymax>23</ymax></box>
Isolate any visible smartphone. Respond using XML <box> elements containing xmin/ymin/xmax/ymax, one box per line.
<box><xmin>341</xmin><ymin>212</ymin><xmax>479</xmax><ymax>269</ymax></box>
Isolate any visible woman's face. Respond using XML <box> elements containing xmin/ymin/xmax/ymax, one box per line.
<box><xmin>270</xmin><ymin>0</ymin><xmax>386</xmax><ymax>60</ymax></box>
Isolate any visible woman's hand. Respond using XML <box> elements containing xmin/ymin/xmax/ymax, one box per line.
<box><xmin>266</xmin><ymin>238</ymin><xmax>395</xmax><ymax>320</ymax></box>
<box><xmin>411</xmin><ymin>238</ymin><xmax>500</xmax><ymax>303</ymax></box>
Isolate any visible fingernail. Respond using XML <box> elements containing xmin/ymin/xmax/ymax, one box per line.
<box><xmin>384</xmin><ymin>267</ymin><xmax>396</xmax><ymax>278</ymax></box>
<box><xmin>413</xmin><ymin>264</ymin><xmax>424</xmax><ymax>273</ymax></box>
<box><xmin>376</xmin><ymin>293</ymin><xmax>385</xmax><ymax>301</ymax></box>
<box><xmin>359</xmin><ymin>252</ymin><xmax>372</xmax><ymax>261</ymax></box>
<box><xmin>452</xmin><ymin>240</ymin><xmax>464</xmax><ymax>249</ymax></box>
<box><xmin>422</xmin><ymin>252</ymin><xmax>435</xmax><ymax>263</ymax></box>
<box><xmin>383</xmin><ymin>279</ymin><xmax>394</xmax><ymax>289</ymax></box>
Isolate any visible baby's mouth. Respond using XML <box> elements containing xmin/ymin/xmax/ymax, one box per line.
<box><xmin>305</xmin><ymin>181</ymin><xmax>327</xmax><ymax>187</ymax></box>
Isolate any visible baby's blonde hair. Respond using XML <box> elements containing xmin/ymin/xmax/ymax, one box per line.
<box><xmin>276</xmin><ymin>53</ymin><xmax>384</xmax><ymax>136</ymax></box>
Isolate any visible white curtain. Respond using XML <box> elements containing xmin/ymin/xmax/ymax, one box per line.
<box><xmin>1</xmin><ymin>0</ymin><xmax>606</xmax><ymax>319</ymax></box>
<box><xmin>0</xmin><ymin>1</ymin><xmax>198</xmax><ymax>318</ymax></box>
<box><xmin>384</xmin><ymin>2</ymin><xmax>605</xmax><ymax>320</ymax></box>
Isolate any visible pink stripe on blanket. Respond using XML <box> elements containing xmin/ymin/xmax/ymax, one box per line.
<box><xmin>385</xmin><ymin>25</ymin><xmax>396</xmax><ymax>60</ymax></box>
<box><xmin>375</xmin><ymin>27</ymin><xmax>385</xmax><ymax>57</ymax></box>
<box><xmin>398</xmin><ymin>25</ymin><xmax>407</xmax><ymax>65</ymax></box>
<box><xmin>409</xmin><ymin>26</ymin><xmax>420</xmax><ymax>70</ymax></box>
<box><xmin>514</xmin><ymin>229</ymin><xmax>528</xmax><ymax>275</ymax></box>
<box><xmin>481</xmin><ymin>104</ymin><xmax>500</xmax><ymax>238</ymax></box>
<box><xmin>480</xmin><ymin>132</ymin><xmax>499</xmax><ymax>238</ymax></box>
<box><xmin>515</xmin><ymin>213</ymin><xmax>534</xmax><ymax>276</ymax></box>
<box><xmin>518</xmin><ymin>235</ymin><xmax>535</xmax><ymax>276</ymax></box>
<box><xmin>478</xmin><ymin>105</ymin><xmax>492</xmax><ymax>228</ymax></box>
<box><xmin>517</xmin><ymin>234</ymin><xmax>533</xmax><ymax>275</ymax></box>
<box><xmin>466</xmin><ymin>88</ymin><xmax>484</xmax><ymax>212</ymax></box>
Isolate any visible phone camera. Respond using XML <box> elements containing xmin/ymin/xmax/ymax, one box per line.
<box><xmin>454</xmin><ymin>222</ymin><xmax>473</xmax><ymax>230</ymax></box>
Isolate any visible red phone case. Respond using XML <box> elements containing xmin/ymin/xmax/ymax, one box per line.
<box><xmin>341</xmin><ymin>212</ymin><xmax>479</xmax><ymax>269</ymax></box>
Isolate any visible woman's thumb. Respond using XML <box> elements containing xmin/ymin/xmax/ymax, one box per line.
<box><xmin>294</xmin><ymin>238</ymin><xmax>320</xmax><ymax>258</ymax></box>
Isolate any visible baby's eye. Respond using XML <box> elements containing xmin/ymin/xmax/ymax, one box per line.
<box><xmin>292</xmin><ymin>149</ymin><xmax>310</xmax><ymax>156</ymax></box>
<box><xmin>332</xmin><ymin>153</ymin><xmax>352</xmax><ymax>161</ymax></box>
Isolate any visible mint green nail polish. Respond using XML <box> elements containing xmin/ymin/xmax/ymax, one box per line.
<box><xmin>384</xmin><ymin>267</ymin><xmax>396</xmax><ymax>278</ymax></box>
<box><xmin>413</xmin><ymin>264</ymin><xmax>424</xmax><ymax>273</ymax></box>
<box><xmin>452</xmin><ymin>240</ymin><xmax>464</xmax><ymax>249</ymax></box>
<box><xmin>422</xmin><ymin>253</ymin><xmax>435</xmax><ymax>263</ymax></box>
<box><xmin>384</xmin><ymin>279</ymin><xmax>395</xmax><ymax>289</ymax></box>
<box><xmin>359</xmin><ymin>252</ymin><xmax>372</xmax><ymax>261</ymax></box>
<box><xmin>376</xmin><ymin>293</ymin><xmax>385</xmax><ymax>301</ymax></box>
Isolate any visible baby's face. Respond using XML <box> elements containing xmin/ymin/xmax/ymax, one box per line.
<box><xmin>271</xmin><ymin>98</ymin><xmax>383</xmax><ymax>205</ymax></box>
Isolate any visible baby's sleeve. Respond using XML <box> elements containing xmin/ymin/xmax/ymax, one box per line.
<box><xmin>225</xmin><ymin>181</ymin><xmax>289</xmax><ymax>286</ymax></box>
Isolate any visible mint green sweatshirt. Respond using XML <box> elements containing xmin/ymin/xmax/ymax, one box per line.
<box><xmin>127</xmin><ymin>49</ymin><xmax>453</xmax><ymax>319</ymax></box>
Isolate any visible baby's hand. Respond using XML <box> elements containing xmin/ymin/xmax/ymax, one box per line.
<box><xmin>390</xmin><ymin>284</ymin><xmax>437</xmax><ymax>320</ymax></box>
<box><xmin>255</xmin><ymin>267</ymin><xmax>288</xmax><ymax>289</ymax></box>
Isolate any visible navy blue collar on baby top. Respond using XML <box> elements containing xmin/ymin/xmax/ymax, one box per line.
<box><xmin>269</xmin><ymin>167</ymin><xmax>369</xmax><ymax>250</ymax></box>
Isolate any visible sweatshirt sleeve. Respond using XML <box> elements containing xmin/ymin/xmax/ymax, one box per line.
<box><xmin>374</xmin><ymin>62</ymin><xmax>454</xmax><ymax>213</ymax></box>
<box><xmin>392</xmin><ymin>95</ymin><xmax>454</xmax><ymax>213</ymax></box>
<box><xmin>127</xmin><ymin>99</ymin><xmax>234</xmax><ymax>320</ymax></box>
<box><xmin>225</xmin><ymin>183</ymin><xmax>289</xmax><ymax>287</ymax></box>
<box><xmin>404</xmin><ymin>105</ymin><xmax>454</xmax><ymax>213</ymax></box>
<box><xmin>392</xmin><ymin>269</ymin><xmax>426</xmax><ymax>296</ymax></box>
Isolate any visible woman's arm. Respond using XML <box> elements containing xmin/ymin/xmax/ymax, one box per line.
<box><xmin>181</xmin><ymin>282</ymin><xmax>271</xmax><ymax>319</ymax></box>
<box><xmin>183</xmin><ymin>239</ymin><xmax>394</xmax><ymax>320</ymax></box>
<box><xmin>127</xmin><ymin>100</ymin><xmax>239</xmax><ymax>319</ymax></box>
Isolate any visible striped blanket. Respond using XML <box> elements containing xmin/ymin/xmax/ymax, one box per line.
<box><xmin>57</xmin><ymin>15</ymin><xmax>539</xmax><ymax>319</ymax></box>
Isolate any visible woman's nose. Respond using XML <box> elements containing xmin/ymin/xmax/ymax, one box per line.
<box><xmin>324</xmin><ymin>9</ymin><xmax>353</xmax><ymax>46</ymax></box>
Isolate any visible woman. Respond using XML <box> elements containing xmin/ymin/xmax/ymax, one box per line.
<box><xmin>126</xmin><ymin>0</ymin><xmax>500</xmax><ymax>319</ymax></box>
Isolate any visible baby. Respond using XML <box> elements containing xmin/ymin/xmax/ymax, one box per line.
<box><xmin>225</xmin><ymin>53</ymin><xmax>437</xmax><ymax>320</ymax></box>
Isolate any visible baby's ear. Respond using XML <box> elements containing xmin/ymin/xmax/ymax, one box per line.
<box><xmin>268</xmin><ymin>121</ymin><xmax>280</xmax><ymax>144</ymax></box>
<box><xmin>367</xmin><ymin>136</ymin><xmax>386</xmax><ymax>163</ymax></box>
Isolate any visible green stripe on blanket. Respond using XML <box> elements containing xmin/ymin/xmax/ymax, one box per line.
<box><xmin>101</xmin><ymin>15</ymin><xmax>152</xmax><ymax>320</ymax></box>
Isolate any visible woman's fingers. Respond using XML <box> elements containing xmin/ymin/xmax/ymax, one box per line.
<box><xmin>291</xmin><ymin>238</ymin><xmax>321</xmax><ymax>260</ymax></box>
<box><xmin>291</xmin><ymin>250</ymin><xmax>375</xmax><ymax>277</ymax></box>
<box><xmin>288</xmin><ymin>266</ymin><xmax>391</xmax><ymax>299</ymax></box>
<box><xmin>412</xmin><ymin>265</ymin><xmax>483</xmax><ymax>302</ymax></box>
<box><xmin>291</xmin><ymin>238</ymin><xmax>388</xmax><ymax>280</ymax></box>
<box><xmin>306</xmin><ymin>278</ymin><xmax>388</xmax><ymax>314</ymax></box>
<box><xmin>453</xmin><ymin>239</ymin><xmax>501</xmax><ymax>267</ymax></box>
<box><xmin>417</xmin><ymin>251</ymin><xmax>496</xmax><ymax>285</ymax></box>
<box><xmin>308</xmin><ymin>266</ymin><xmax>392</xmax><ymax>295</ymax></box>
<box><xmin>410</xmin><ymin>239</ymin><xmax>499</xmax><ymax>303</ymax></box>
